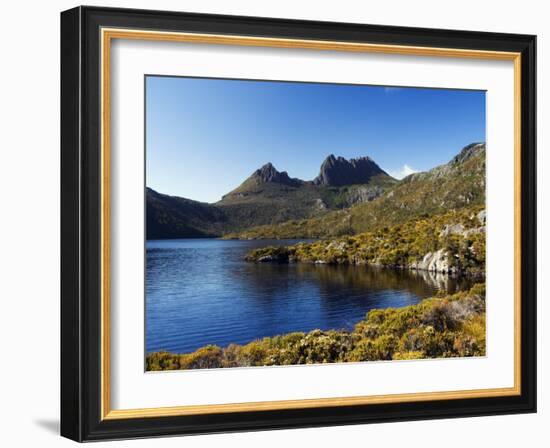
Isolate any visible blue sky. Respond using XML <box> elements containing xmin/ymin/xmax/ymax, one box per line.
<box><xmin>146</xmin><ymin>76</ymin><xmax>485</xmax><ymax>203</ymax></box>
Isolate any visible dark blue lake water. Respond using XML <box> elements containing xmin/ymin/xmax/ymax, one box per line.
<box><xmin>146</xmin><ymin>239</ymin><xmax>471</xmax><ymax>354</ymax></box>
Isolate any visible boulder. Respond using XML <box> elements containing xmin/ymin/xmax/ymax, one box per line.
<box><xmin>439</xmin><ymin>223</ymin><xmax>466</xmax><ymax>237</ymax></box>
<box><xmin>410</xmin><ymin>249</ymin><xmax>458</xmax><ymax>274</ymax></box>
<box><xmin>477</xmin><ymin>210</ymin><xmax>486</xmax><ymax>225</ymax></box>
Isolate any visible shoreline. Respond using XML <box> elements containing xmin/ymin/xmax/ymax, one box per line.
<box><xmin>146</xmin><ymin>283</ymin><xmax>486</xmax><ymax>371</ymax></box>
<box><xmin>246</xmin><ymin>253</ymin><xmax>487</xmax><ymax>278</ymax></box>
<box><xmin>244</xmin><ymin>206</ymin><xmax>486</xmax><ymax>277</ymax></box>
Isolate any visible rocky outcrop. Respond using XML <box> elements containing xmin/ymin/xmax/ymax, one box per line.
<box><xmin>407</xmin><ymin>142</ymin><xmax>486</xmax><ymax>181</ymax></box>
<box><xmin>313</xmin><ymin>155</ymin><xmax>390</xmax><ymax>186</ymax></box>
<box><xmin>450</xmin><ymin>142</ymin><xmax>485</xmax><ymax>165</ymax></box>
<box><xmin>439</xmin><ymin>211</ymin><xmax>486</xmax><ymax>239</ymax></box>
<box><xmin>439</xmin><ymin>223</ymin><xmax>466</xmax><ymax>238</ymax></box>
<box><xmin>409</xmin><ymin>249</ymin><xmax>458</xmax><ymax>275</ymax></box>
<box><xmin>314</xmin><ymin>198</ymin><xmax>327</xmax><ymax>211</ymax></box>
<box><xmin>344</xmin><ymin>185</ymin><xmax>386</xmax><ymax>206</ymax></box>
<box><xmin>244</xmin><ymin>206</ymin><xmax>487</xmax><ymax>276</ymax></box>
<box><xmin>244</xmin><ymin>246</ymin><xmax>293</xmax><ymax>263</ymax></box>
<box><xmin>246</xmin><ymin>245</ymin><xmax>461</xmax><ymax>275</ymax></box>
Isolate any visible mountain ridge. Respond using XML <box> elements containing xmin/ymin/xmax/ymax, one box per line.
<box><xmin>147</xmin><ymin>143</ymin><xmax>484</xmax><ymax>239</ymax></box>
<box><xmin>224</xmin><ymin>142</ymin><xmax>486</xmax><ymax>239</ymax></box>
<box><xmin>222</xmin><ymin>154</ymin><xmax>393</xmax><ymax>201</ymax></box>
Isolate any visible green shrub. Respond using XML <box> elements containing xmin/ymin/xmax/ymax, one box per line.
<box><xmin>348</xmin><ymin>334</ymin><xmax>399</xmax><ymax>361</ymax></box>
<box><xmin>178</xmin><ymin>345</ymin><xmax>224</xmax><ymax>369</ymax></box>
<box><xmin>393</xmin><ymin>351</ymin><xmax>424</xmax><ymax>360</ymax></box>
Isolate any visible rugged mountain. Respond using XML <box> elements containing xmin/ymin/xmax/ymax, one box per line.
<box><xmin>215</xmin><ymin>160</ymin><xmax>395</xmax><ymax>230</ymax></box>
<box><xmin>147</xmin><ymin>143</ymin><xmax>484</xmax><ymax>240</ymax></box>
<box><xmin>146</xmin><ymin>155</ymin><xmax>397</xmax><ymax>239</ymax></box>
<box><xmin>219</xmin><ymin>162</ymin><xmax>307</xmax><ymax>203</ymax></box>
<box><xmin>227</xmin><ymin>143</ymin><xmax>486</xmax><ymax>239</ymax></box>
<box><xmin>313</xmin><ymin>155</ymin><xmax>388</xmax><ymax>186</ymax></box>
<box><xmin>248</xmin><ymin>163</ymin><xmax>303</xmax><ymax>187</ymax></box>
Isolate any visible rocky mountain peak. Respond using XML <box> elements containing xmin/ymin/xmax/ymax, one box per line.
<box><xmin>251</xmin><ymin>163</ymin><xmax>302</xmax><ymax>186</ymax></box>
<box><xmin>450</xmin><ymin>142</ymin><xmax>486</xmax><ymax>165</ymax></box>
<box><xmin>313</xmin><ymin>154</ymin><xmax>387</xmax><ymax>186</ymax></box>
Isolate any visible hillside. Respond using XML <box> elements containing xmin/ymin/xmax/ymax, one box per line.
<box><xmin>146</xmin><ymin>188</ymin><xmax>229</xmax><ymax>238</ymax></box>
<box><xmin>245</xmin><ymin>204</ymin><xmax>486</xmax><ymax>276</ymax></box>
<box><xmin>146</xmin><ymin>154</ymin><xmax>397</xmax><ymax>239</ymax></box>
<box><xmin>226</xmin><ymin>143</ymin><xmax>486</xmax><ymax>239</ymax></box>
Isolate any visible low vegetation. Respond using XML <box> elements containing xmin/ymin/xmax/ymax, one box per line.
<box><xmin>245</xmin><ymin>205</ymin><xmax>486</xmax><ymax>276</ymax></box>
<box><xmin>146</xmin><ymin>283</ymin><xmax>486</xmax><ymax>370</ymax></box>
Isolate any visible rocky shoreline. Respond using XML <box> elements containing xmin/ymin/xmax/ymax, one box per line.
<box><xmin>246</xmin><ymin>246</ymin><xmax>483</xmax><ymax>277</ymax></box>
<box><xmin>245</xmin><ymin>207</ymin><xmax>486</xmax><ymax>277</ymax></box>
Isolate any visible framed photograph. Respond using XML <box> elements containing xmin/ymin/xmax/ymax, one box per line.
<box><xmin>60</xmin><ymin>6</ymin><xmax>536</xmax><ymax>442</ymax></box>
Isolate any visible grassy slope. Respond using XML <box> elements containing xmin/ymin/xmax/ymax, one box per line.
<box><xmin>147</xmin><ymin>283</ymin><xmax>486</xmax><ymax>370</ymax></box>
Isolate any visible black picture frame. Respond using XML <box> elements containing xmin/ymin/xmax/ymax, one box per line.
<box><xmin>61</xmin><ymin>5</ymin><xmax>536</xmax><ymax>442</ymax></box>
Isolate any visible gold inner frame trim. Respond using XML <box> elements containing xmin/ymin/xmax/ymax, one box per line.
<box><xmin>100</xmin><ymin>27</ymin><xmax>522</xmax><ymax>420</ymax></box>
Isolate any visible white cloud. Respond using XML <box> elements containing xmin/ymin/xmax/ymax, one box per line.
<box><xmin>388</xmin><ymin>164</ymin><xmax>418</xmax><ymax>180</ymax></box>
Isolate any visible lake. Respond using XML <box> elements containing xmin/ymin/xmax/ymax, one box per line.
<box><xmin>146</xmin><ymin>238</ymin><xmax>472</xmax><ymax>354</ymax></box>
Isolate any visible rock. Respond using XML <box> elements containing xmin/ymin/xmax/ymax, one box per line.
<box><xmin>315</xmin><ymin>198</ymin><xmax>327</xmax><ymax>210</ymax></box>
<box><xmin>439</xmin><ymin>223</ymin><xmax>465</xmax><ymax>237</ymax></box>
<box><xmin>326</xmin><ymin>241</ymin><xmax>347</xmax><ymax>251</ymax></box>
<box><xmin>463</xmin><ymin>226</ymin><xmax>485</xmax><ymax>237</ymax></box>
<box><xmin>477</xmin><ymin>210</ymin><xmax>486</xmax><ymax>225</ymax></box>
<box><xmin>245</xmin><ymin>246</ymin><xmax>291</xmax><ymax>263</ymax></box>
<box><xmin>450</xmin><ymin>143</ymin><xmax>486</xmax><ymax>165</ymax></box>
<box><xmin>440</xmin><ymin>220</ymin><xmax>485</xmax><ymax>238</ymax></box>
<box><xmin>313</xmin><ymin>154</ymin><xmax>389</xmax><ymax>186</ymax></box>
<box><xmin>345</xmin><ymin>185</ymin><xmax>385</xmax><ymax>205</ymax></box>
<box><xmin>410</xmin><ymin>249</ymin><xmax>458</xmax><ymax>274</ymax></box>
<box><xmin>256</xmin><ymin>253</ymin><xmax>288</xmax><ymax>263</ymax></box>
<box><xmin>412</xmin><ymin>143</ymin><xmax>486</xmax><ymax>181</ymax></box>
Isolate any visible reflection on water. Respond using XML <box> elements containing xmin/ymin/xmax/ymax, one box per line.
<box><xmin>146</xmin><ymin>239</ymin><xmax>473</xmax><ymax>354</ymax></box>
